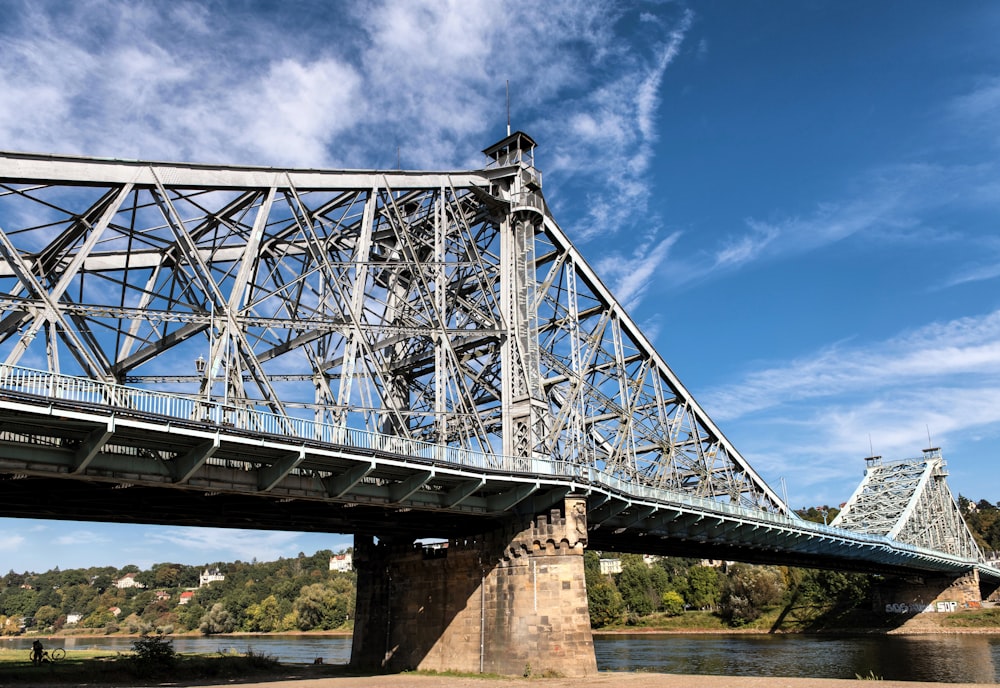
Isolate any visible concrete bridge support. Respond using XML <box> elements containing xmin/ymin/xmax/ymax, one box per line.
<box><xmin>350</xmin><ymin>495</ymin><xmax>597</xmax><ymax>677</ymax></box>
<box><xmin>874</xmin><ymin>568</ymin><xmax>984</xmax><ymax>615</ymax></box>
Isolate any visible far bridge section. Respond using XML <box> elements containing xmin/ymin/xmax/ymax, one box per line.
<box><xmin>0</xmin><ymin>135</ymin><xmax>995</xmax><ymax>676</ymax></box>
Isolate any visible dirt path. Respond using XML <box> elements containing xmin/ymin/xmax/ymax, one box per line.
<box><xmin>169</xmin><ymin>672</ymin><xmax>998</xmax><ymax>688</ymax></box>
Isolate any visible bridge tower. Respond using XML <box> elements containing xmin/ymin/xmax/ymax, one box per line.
<box><xmin>833</xmin><ymin>449</ymin><xmax>990</xmax><ymax>610</ymax></box>
<box><xmin>350</xmin><ymin>133</ymin><xmax>595</xmax><ymax>676</ymax></box>
<box><xmin>486</xmin><ymin>131</ymin><xmax>549</xmax><ymax>460</ymax></box>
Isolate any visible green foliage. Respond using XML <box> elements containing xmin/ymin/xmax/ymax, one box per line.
<box><xmin>293</xmin><ymin>578</ymin><xmax>353</xmax><ymax>630</ymax></box>
<box><xmin>661</xmin><ymin>590</ymin><xmax>685</xmax><ymax>616</ymax></box>
<box><xmin>127</xmin><ymin>632</ymin><xmax>176</xmax><ymax>676</ymax></box>
<box><xmin>0</xmin><ymin>547</ymin><xmax>353</xmax><ymax>634</ymax></box>
<box><xmin>796</xmin><ymin>505</ymin><xmax>840</xmax><ymax>524</ymax></box>
<box><xmin>686</xmin><ymin>565</ymin><xmax>721</xmax><ymax>610</ymax></box>
<box><xmin>199</xmin><ymin>603</ymin><xmax>235</xmax><ymax>635</ymax></box>
<box><xmin>617</xmin><ymin>555</ymin><xmax>657</xmax><ymax>615</ymax></box>
<box><xmin>720</xmin><ymin>564</ymin><xmax>786</xmax><ymax>626</ymax></box>
<box><xmin>587</xmin><ymin>580</ymin><xmax>624</xmax><ymax>627</ymax></box>
<box><xmin>855</xmin><ymin>670</ymin><xmax>883</xmax><ymax>680</ymax></box>
<box><xmin>958</xmin><ymin>495</ymin><xmax>1000</xmax><ymax>551</ymax></box>
<box><xmin>243</xmin><ymin>594</ymin><xmax>286</xmax><ymax>632</ymax></box>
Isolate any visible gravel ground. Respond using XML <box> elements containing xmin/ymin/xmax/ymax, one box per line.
<box><xmin>165</xmin><ymin>672</ymin><xmax>998</xmax><ymax>688</ymax></box>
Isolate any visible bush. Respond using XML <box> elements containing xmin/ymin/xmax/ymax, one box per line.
<box><xmin>128</xmin><ymin>632</ymin><xmax>176</xmax><ymax>676</ymax></box>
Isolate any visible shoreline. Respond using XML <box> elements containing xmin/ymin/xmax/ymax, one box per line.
<box><xmin>10</xmin><ymin>623</ymin><xmax>1000</xmax><ymax>642</ymax></box>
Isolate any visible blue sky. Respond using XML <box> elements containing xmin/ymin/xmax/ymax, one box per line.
<box><xmin>1</xmin><ymin>0</ymin><xmax>998</xmax><ymax>573</ymax></box>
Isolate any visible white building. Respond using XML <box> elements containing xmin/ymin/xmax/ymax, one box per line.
<box><xmin>599</xmin><ymin>558</ymin><xmax>622</xmax><ymax>575</ymax></box>
<box><xmin>114</xmin><ymin>573</ymin><xmax>145</xmax><ymax>589</ymax></box>
<box><xmin>329</xmin><ymin>552</ymin><xmax>353</xmax><ymax>572</ymax></box>
<box><xmin>199</xmin><ymin>568</ymin><xmax>225</xmax><ymax>587</ymax></box>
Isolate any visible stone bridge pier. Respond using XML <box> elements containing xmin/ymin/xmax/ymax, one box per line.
<box><xmin>350</xmin><ymin>495</ymin><xmax>597</xmax><ymax>677</ymax></box>
<box><xmin>874</xmin><ymin>568</ymin><xmax>986</xmax><ymax>614</ymax></box>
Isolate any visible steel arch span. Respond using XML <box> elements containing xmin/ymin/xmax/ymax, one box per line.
<box><xmin>0</xmin><ymin>133</ymin><xmax>785</xmax><ymax>515</ymax></box>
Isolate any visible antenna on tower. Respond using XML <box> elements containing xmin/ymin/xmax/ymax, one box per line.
<box><xmin>506</xmin><ymin>79</ymin><xmax>511</xmax><ymax>137</ymax></box>
<box><xmin>926</xmin><ymin>424</ymin><xmax>933</xmax><ymax>449</ymax></box>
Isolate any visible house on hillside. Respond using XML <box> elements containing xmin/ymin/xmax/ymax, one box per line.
<box><xmin>329</xmin><ymin>552</ymin><xmax>353</xmax><ymax>572</ymax></box>
<box><xmin>178</xmin><ymin>591</ymin><xmax>195</xmax><ymax>605</ymax></box>
<box><xmin>65</xmin><ymin>612</ymin><xmax>83</xmax><ymax>625</ymax></box>
<box><xmin>114</xmin><ymin>573</ymin><xmax>145</xmax><ymax>589</ymax></box>
<box><xmin>154</xmin><ymin>590</ymin><xmax>170</xmax><ymax>601</ymax></box>
<box><xmin>599</xmin><ymin>558</ymin><xmax>622</xmax><ymax>575</ymax></box>
<box><xmin>199</xmin><ymin>568</ymin><xmax>225</xmax><ymax>587</ymax></box>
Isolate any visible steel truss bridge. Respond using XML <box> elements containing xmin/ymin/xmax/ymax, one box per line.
<box><xmin>0</xmin><ymin>135</ymin><xmax>994</xmax><ymax>582</ymax></box>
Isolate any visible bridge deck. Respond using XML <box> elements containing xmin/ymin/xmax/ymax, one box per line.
<box><xmin>0</xmin><ymin>365</ymin><xmax>994</xmax><ymax>581</ymax></box>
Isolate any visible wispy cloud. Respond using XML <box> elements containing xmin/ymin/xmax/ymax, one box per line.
<box><xmin>146</xmin><ymin>527</ymin><xmax>318</xmax><ymax>563</ymax></box>
<box><xmin>708</xmin><ymin>309</ymin><xmax>1000</xmax><ymax>422</ymax></box>
<box><xmin>549</xmin><ymin>9</ymin><xmax>694</xmax><ymax>242</ymax></box>
<box><xmin>657</xmin><ymin>162</ymin><xmax>1000</xmax><ymax>290</ymax></box>
<box><xmin>595</xmin><ymin>231</ymin><xmax>681</xmax><ymax>309</ymax></box>
<box><xmin>704</xmin><ymin>309</ymin><xmax>1000</xmax><ymax>501</ymax></box>
<box><xmin>0</xmin><ymin>533</ymin><xmax>25</xmax><ymax>551</ymax></box>
<box><xmin>949</xmin><ymin>76</ymin><xmax>1000</xmax><ymax>147</ymax></box>
<box><xmin>54</xmin><ymin>529</ymin><xmax>110</xmax><ymax>547</ymax></box>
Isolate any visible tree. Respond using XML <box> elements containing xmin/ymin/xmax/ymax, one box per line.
<box><xmin>199</xmin><ymin>603</ymin><xmax>235</xmax><ymax>635</ymax></box>
<box><xmin>34</xmin><ymin>605</ymin><xmax>60</xmax><ymax>629</ymax></box>
<box><xmin>617</xmin><ymin>555</ymin><xmax>656</xmax><ymax>616</ymax></box>
<box><xmin>293</xmin><ymin>580</ymin><xmax>353</xmax><ymax>630</ymax></box>
<box><xmin>176</xmin><ymin>602</ymin><xmax>205</xmax><ymax>633</ymax></box>
<box><xmin>720</xmin><ymin>564</ymin><xmax>786</xmax><ymax>626</ymax></box>
<box><xmin>661</xmin><ymin>590</ymin><xmax>685</xmax><ymax>616</ymax></box>
<box><xmin>686</xmin><ymin>566</ymin><xmax>722</xmax><ymax>610</ymax></box>
<box><xmin>0</xmin><ymin>614</ymin><xmax>22</xmax><ymax>636</ymax></box>
<box><xmin>244</xmin><ymin>595</ymin><xmax>283</xmax><ymax>632</ymax></box>
<box><xmin>152</xmin><ymin>564</ymin><xmax>182</xmax><ymax>589</ymax></box>
<box><xmin>587</xmin><ymin>581</ymin><xmax>624</xmax><ymax>628</ymax></box>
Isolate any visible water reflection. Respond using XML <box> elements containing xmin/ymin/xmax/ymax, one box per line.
<box><xmin>593</xmin><ymin>633</ymin><xmax>1000</xmax><ymax>683</ymax></box>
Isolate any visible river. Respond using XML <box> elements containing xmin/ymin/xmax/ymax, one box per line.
<box><xmin>4</xmin><ymin>633</ymin><xmax>1000</xmax><ymax>683</ymax></box>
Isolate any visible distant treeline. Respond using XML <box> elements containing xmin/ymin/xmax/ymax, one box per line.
<box><xmin>0</xmin><ymin>549</ymin><xmax>354</xmax><ymax>636</ymax></box>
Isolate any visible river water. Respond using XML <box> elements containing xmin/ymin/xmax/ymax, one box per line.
<box><xmin>5</xmin><ymin>633</ymin><xmax>1000</xmax><ymax>683</ymax></box>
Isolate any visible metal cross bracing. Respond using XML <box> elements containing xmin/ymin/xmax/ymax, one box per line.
<box><xmin>0</xmin><ymin>133</ymin><xmax>786</xmax><ymax>517</ymax></box>
<box><xmin>832</xmin><ymin>449</ymin><xmax>983</xmax><ymax>561</ymax></box>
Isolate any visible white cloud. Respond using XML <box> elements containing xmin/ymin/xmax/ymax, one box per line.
<box><xmin>654</xmin><ymin>162</ymin><xmax>1000</xmax><ymax>291</ymax></box>
<box><xmin>0</xmin><ymin>533</ymin><xmax>25</xmax><ymax>551</ymax></box>
<box><xmin>707</xmin><ymin>309</ymin><xmax>1000</xmax><ymax>422</ymax></box>
<box><xmin>549</xmin><ymin>10</ymin><xmax>694</xmax><ymax>242</ymax></box>
<box><xmin>704</xmin><ymin>310</ymin><xmax>1000</xmax><ymax>503</ymax></box>
<box><xmin>146</xmin><ymin>527</ymin><xmax>308</xmax><ymax>563</ymax></box>
<box><xmin>950</xmin><ymin>76</ymin><xmax>1000</xmax><ymax>146</ymax></box>
<box><xmin>595</xmin><ymin>231</ymin><xmax>681</xmax><ymax>309</ymax></box>
<box><xmin>54</xmin><ymin>529</ymin><xmax>110</xmax><ymax>547</ymax></box>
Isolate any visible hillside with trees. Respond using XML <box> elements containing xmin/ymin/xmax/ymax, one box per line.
<box><xmin>0</xmin><ymin>549</ymin><xmax>354</xmax><ymax>636</ymax></box>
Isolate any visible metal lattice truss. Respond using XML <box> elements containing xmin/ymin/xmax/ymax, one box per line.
<box><xmin>831</xmin><ymin>449</ymin><xmax>982</xmax><ymax>559</ymax></box>
<box><xmin>0</xmin><ymin>134</ymin><xmax>787</xmax><ymax>514</ymax></box>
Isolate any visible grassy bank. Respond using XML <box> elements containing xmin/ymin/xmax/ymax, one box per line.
<box><xmin>0</xmin><ymin>644</ymin><xmax>346</xmax><ymax>685</ymax></box>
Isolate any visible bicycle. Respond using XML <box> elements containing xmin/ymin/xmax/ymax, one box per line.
<box><xmin>29</xmin><ymin>648</ymin><xmax>66</xmax><ymax>664</ymax></box>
